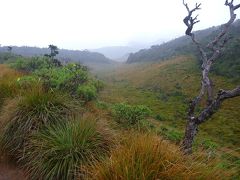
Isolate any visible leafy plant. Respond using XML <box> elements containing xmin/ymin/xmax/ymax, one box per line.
<box><xmin>9</xmin><ymin>57</ymin><xmax>51</xmax><ymax>72</ymax></box>
<box><xmin>34</xmin><ymin>64</ymin><xmax>88</xmax><ymax>93</ymax></box>
<box><xmin>22</xmin><ymin>118</ymin><xmax>115</xmax><ymax>180</ymax></box>
<box><xmin>112</xmin><ymin>103</ymin><xmax>151</xmax><ymax>126</ymax></box>
<box><xmin>77</xmin><ymin>84</ymin><xmax>97</xmax><ymax>102</ymax></box>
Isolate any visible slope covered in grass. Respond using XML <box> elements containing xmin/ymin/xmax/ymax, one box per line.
<box><xmin>0</xmin><ymin>57</ymin><xmax>239</xmax><ymax>178</ymax></box>
<box><xmin>99</xmin><ymin>56</ymin><xmax>240</xmax><ymax>150</ymax></box>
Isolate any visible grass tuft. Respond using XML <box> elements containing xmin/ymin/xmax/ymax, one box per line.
<box><xmin>0</xmin><ymin>88</ymin><xmax>79</xmax><ymax>158</ymax></box>
<box><xmin>88</xmin><ymin>133</ymin><xmax>233</xmax><ymax>180</ymax></box>
<box><xmin>21</xmin><ymin>118</ymin><xmax>115</xmax><ymax>180</ymax></box>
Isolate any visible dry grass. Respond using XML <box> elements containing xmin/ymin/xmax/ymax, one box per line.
<box><xmin>0</xmin><ymin>65</ymin><xmax>24</xmax><ymax>107</ymax></box>
<box><xmin>0</xmin><ymin>64</ymin><xmax>23</xmax><ymax>78</ymax></box>
<box><xmin>87</xmin><ymin>132</ymin><xmax>233</xmax><ymax>180</ymax></box>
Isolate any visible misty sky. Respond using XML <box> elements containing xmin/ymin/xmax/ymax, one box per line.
<box><xmin>0</xmin><ymin>0</ymin><xmax>239</xmax><ymax>49</ymax></box>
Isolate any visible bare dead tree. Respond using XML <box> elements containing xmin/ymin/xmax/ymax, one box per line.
<box><xmin>182</xmin><ymin>0</ymin><xmax>240</xmax><ymax>154</ymax></box>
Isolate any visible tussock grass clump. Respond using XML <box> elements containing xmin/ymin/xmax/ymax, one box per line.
<box><xmin>0</xmin><ymin>89</ymin><xmax>79</xmax><ymax>157</ymax></box>
<box><xmin>22</xmin><ymin>118</ymin><xmax>115</xmax><ymax>180</ymax></box>
<box><xmin>89</xmin><ymin>133</ymin><xmax>232</xmax><ymax>180</ymax></box>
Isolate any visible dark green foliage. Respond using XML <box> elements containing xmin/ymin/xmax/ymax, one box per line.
<box><xmin>45</xmin><ymin>44</ymin><xmax>59</xmax><ymax>59</ymax></box>
<box><xmin>212</xmin><ymin>38</ymin><xmax>240</xmax><ymax>82</ymax></box>
<box><xmin>112</xmin><ymin>103</ymin><xmax>151</xmax><ymax>126</ymax></box>
<box><xmin>90</xmin><ymin>79</ymin><xmax>104</xmax><ymax>92</ymax></box>
<box><xmin>34</xmin><ymin>63</ymin><xmax>89</xmax><ymax>94</ymax></box>
<box><xmin>0</xmin><ymin>52</ymin><xmax>19</xmax><ymax>64</ymax></box>
<box><xmin>77</xmin><ymin>84</ymin><xmax>97</xmax><ymax>101</ymax></box>
<box><xmin>9</xmin><ymin>57</ymin><xmax>52</xmax><ymax>72</ymax></box>
<box><xmin>22</xmin><ymin>119</ymin><xmax>114</xmax><ymax>180</ymax></box>
<box><xmin>0</xmin><ymin>90</ymin><xmax>78</xmax><ymax>157</ymax></box>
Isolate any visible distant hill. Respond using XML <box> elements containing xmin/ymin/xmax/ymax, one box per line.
<box><xmin>91</xmin><ymin>46</ymin><xmax>145</xmax><ymax>62</ymax></box>
<box><xmin>126</xmin><ymin>20</ymin><xmax>240</xmax><ymax>80</ymax></box>
<box><xmin>127</xmin><ymin>20</ymin><xmax>240</xmax><ymax>63</ymax></box>
<box><xmin>0</xmin><ymin>46</ymin><xmax>113</xmax><ymax>66</ymax></box>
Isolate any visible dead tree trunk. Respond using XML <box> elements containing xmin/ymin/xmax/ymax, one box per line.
<box><xmin>181</xmin><ymin>0</ymin><xmax>240</xmax><ymax>154</ymax></box>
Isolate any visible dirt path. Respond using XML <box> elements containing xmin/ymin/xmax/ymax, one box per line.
<box><xmin>0</xmin><ymin>156</ymin><xmax>26</xmax><ymax>180</ymax></box>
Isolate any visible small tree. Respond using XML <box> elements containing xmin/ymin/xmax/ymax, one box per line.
<box><xmin>7</xmin><ymin>46</ymin><xmax>12</xmax><ymax>53</ymax></box>
<box><xmin>44</xmin><ymin>44</ymin><xmax>61</xmax><ymax>67</ymax></box>
<box><xmin>49</xmin><ymin>44</ymin><xmax>59</xmax><ymax>58</ymax></box>
<box><xmin>182</xmin><ymin>0</ymin><xmax>240</xmax><ymax>154</ymax></box>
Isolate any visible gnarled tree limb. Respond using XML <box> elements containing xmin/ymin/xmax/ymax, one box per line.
<box><xmin>181</xmin><ymin>0</ymin><xmax>240</xmax><ymax>154</ymax></box>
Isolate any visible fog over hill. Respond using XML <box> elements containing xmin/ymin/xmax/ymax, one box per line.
<box><xmin>127</xmin><ymin>20</ymin><xmax>240</xmax><ymax>64</ymax></box>
<box><xmin>91</xmin><ymin>39</ymin><xmax>168</xmax><ymax>62</ymax></box>
<box><xmin>0</xmin><ymin>46</ymin><xmax>113</xmax><ymax>66</ymax></box>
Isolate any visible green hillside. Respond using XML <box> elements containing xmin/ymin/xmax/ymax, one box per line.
<box><xmin>99</xmin><ymin>56</ymin><xmax>240</xmax><ymax>165</ymax></box>
<box><xmin>127</xmin><ymin>20</ymin><xmax>240</xmax><ymax>81</ymax></box>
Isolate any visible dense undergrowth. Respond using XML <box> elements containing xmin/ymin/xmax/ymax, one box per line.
<box><xmin>0</xmin><ymin>55</ymin><xmax>239</xmax><ymax>179</ymax></box>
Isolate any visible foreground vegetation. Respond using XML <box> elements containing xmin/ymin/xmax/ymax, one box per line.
<box><xmin>0</xmin><ymin>55</ymin><xmax>239</xmax><ymax>179</ymax></box>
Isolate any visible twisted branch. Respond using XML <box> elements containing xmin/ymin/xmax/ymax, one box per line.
<box><xmin>182</xmin><ymin>0</ymin><xmax>240</xmax><ymax>154</ymax></box>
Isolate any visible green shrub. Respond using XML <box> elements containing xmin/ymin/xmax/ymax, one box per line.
<box><xmin>112</xmin><ymin>103</ymin><xmax>151</xmax><ymax>126</ymax></box>
<box><xmin>34</xmin><ymin>64</ymin><xmax>88</xmax><ymax>93</ymax></box>
<box><xmin>0</xmin><ymin>89</ymin><xmax>79</xmax><ymax>157</ymax></box>
<box><xmin>77</xmin><ymin>84</ymin><xmax>97</xmax><ymax>102</ymax></box>
<box><xmin>9</xmin><ymin>57</ymin><xmax>50</xmax><ymax>72</ymax></box>
<box><xmin>90</xmin><ymin>79</ymin><xmax>104</xmax><ymax>91</ymax></box>
<box><xmin>22</xmin><ymin>119</ymin><xmax>115</xmax><ymax>180</ymax></box>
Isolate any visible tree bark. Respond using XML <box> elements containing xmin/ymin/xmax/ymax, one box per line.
<box><xmin>181</xmin><ymin>0</ymin><xmax>240</xmax><ymax>153</ymax></box>
<box><xmin>182</xmin><ymin>119</ymin><xmax>198</xmax><ymax>154</ymax></box>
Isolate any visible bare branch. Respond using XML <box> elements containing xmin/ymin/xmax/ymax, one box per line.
<box><xmin>183</xmin><ymin>1</ymin><xmax>201</xmax><ymax>36</ymax></box>
<box><xmin>182</xmin><ymin>0</ymin><xmax>240</xmax><ymax>154</ymax></box>
<box><xmin>197</xmin><ymin>86</ymin><xmax>240</xmax><ymax>124</ymax></box>
<box><xmin>207</xmin><ymin>0</ymin><xmax>239</xmax><ymax>51</ymax></box>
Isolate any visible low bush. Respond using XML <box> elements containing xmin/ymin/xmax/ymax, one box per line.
<box><xmin>77</xmin><ymin>84</ymin><xmax>97</xmax><ymax>102</ymax></box>
<box><xmin>88</xmin><ymin>133</ymin><xmax>233</xmax><ymax>179</ymax></box>
<box><xmin>0</xmin><ymin>89</ymin><xmax>79</xmax><ymax>158</ymax></box>
<box><xmin>34</xmin><ymin>64</ymin><xmax>88</xmax><ymax>93</ymax></box>
<box><xmin>9</xmin><ymin>57</ymin><xmax>50</xmax><ymax>72</ymax></box>
<box><xmin>112</xmin><ymin>103</ymin><xmax>151</xmax><ymax>126</ymax></box>
<box><xmin>22</xmin><ymin>118</ymin><xmax>115</xmax><ymax>180</ymax></box>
